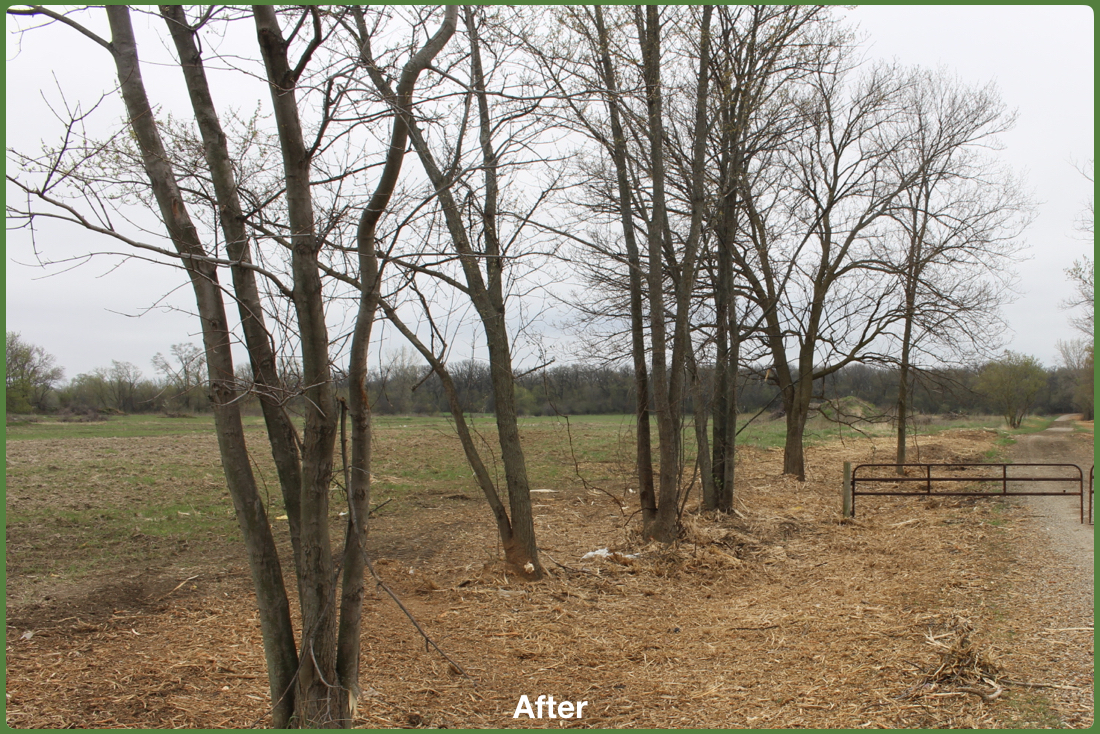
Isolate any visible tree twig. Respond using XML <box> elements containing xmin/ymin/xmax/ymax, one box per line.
<box><xmin>363</xmin><ymin>554</ymin><xmax>477</xmax><ymax>686</ymax></box>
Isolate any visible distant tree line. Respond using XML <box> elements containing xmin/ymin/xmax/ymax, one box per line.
<box><xmin>8</xmin><ymin>335</ymin><xmax>1088</xmax><ymax>423</ymax></box>
<box><xmin>361</xmin><ymin>356</ymin><xmax>1086</xmax><ymax>422</ymax></box>
<box><xmin>7</xmin><ymin>335</ymin><xmax>208</xmax><ymax>415</ymax></box>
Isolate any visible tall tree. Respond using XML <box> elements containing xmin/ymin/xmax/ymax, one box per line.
<box><xmin>7</xmin><ymin>5</ymin><xmax>455</xmax><ymax>726</ymax></box>
<box><xmin>591</xmin><ymin>4</ymin><xmax>656</xmax><ymax>522</ymax></box>
<box><xmin>733</xmin><ymin>57</ymin><xmax>918</xmax><ymax>479</ymax></box>
<box><xmin>884</xmin><ymin>71</ymin><xmax>1029</xmax><ymax>469</ymax></box>
<box><xmin>357</xmin><ymin>5</ymin><xmax>547</xmax><ymax>576</ymax></box>
<box><xmin>704</xmin><ymin>5</ymin><xmax>833</xmax><ymax>507</ymax></box>
<box><xmin>547</xmin><ymin>6</ymin><xmax>714</xmax><ymax>540</ymax></box>
<box><xmin>633</xmin><ymin>5</ymin><xmax>714</xmax><ymax>541</ymax></box>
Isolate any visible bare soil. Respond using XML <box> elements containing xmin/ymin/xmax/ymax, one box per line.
<box><xmin>5</xmin><ymin>422</ymin><xmax>1094</xmax><ymax>728</ymax></box>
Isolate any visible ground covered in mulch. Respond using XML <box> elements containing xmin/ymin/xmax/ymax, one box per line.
<box><xmin>5</xmin><ymin>425</ymin><xmax>1094</xmax><ymax>728</ymax></box>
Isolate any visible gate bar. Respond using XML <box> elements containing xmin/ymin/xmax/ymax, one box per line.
<box><xmin>850</xmin><ymin>463</ymin><xmax>1085</xmax><ymax>521</ymax></box>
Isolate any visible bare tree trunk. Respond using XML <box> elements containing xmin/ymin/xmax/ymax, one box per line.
<box><xmin>895</xmin><ymin>294</ymin><xmax>915</xmax><ymax>472</ymax></box>
<box><xmin>636</xmin><ymin>5</ymin><xmax>678</xmax><ymax>543</ymax></box>
<box><xmin>782</xmin><ymin>361</ymin><xmax>814</xmax><ymax>481</ymax></box>
<box><xmin>106</xmin><ymin>7</ymin><xmax>299</xmax><ymax>726</ymax></box>
<box><xmin>710</xmin><ymin>275</ymin><xmax>731</xmax><ymax>511</ymax></box>
<box><xmin>636</xmin><ymin>5</ymin><xmax>712</xmax><ymax>541</ymax></box>
<box><xmin>339</xmin><ymin>9</ymin><xmax>456</xmax><ymax>702</ymax></box>
<box><xmin>716</xmin><ymin>301</ymin><xmax>739</xmax><ymax>511</ymax></box>
<box><xmin>687</xmin><ymin>349</ymin><xmax>714</xmax><ymax>508</ymax></box>
<box><xmin>254</xmin><ymin>6</ymin><xmax>345</xmax><ymax>725</ymax></box>
<box><xmin>362</xmin><ymin>8</ymin><xmax>543</xmax><ymax>578</ymax></box>
<box><xmin>159</xmin><ymin>3</ymin><xmax>306</xmax><ymax>585</ymax></box>
<box><xmin>711</xmin><ymin>172</ymin><xmax>739</xmax><ymax>512</ymax></box>
<box><xmin>464</xmin><ymin>6</ymin><xmax>541</xmax><ymax>577</ymax></box>
<box><xmin>592</xmin><ymin>5</ymin><xmax>656</xmax><ymax>524</ymax></box>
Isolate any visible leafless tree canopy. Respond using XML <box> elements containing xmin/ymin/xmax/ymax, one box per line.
<box><xmin>6</xmin><ymin>4</ymin><xmax>1037</xmax><ymax>727</ymax></box>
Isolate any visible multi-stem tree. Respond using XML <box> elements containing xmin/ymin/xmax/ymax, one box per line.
<box><xmin>523</xmin><ymin>4</ymin><xmax>660</xmax><ymax>527</ymax></box>
<box><xmin>702</xmin><ymin>5</ymin><xmax>834</xmax><ymax>507</ymax></box>
<box><xmin>6</xmin><ymin>5</ymin><xmax>454</xmax><ymax>726</ymax></box>
<box><xmin>632</xmin><ymin>5</ymin><xmax>713</xmax><ymax>541</ymax></box>
<box><xmin>540</xmin><ymin>6</ymin><xmax>714</xmax><ymax>541</ymax></box>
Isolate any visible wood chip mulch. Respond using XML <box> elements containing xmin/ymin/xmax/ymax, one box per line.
<box><xmin>6</xmin><ymin>429</ymin><xmax>1093</xmax><ymax>728</ymax></box>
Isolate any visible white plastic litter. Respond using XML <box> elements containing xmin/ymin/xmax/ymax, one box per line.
<box><xmin>581</xmin><ymin>548</ymin><xmax>638</xmax><ymax>560</ymax></box>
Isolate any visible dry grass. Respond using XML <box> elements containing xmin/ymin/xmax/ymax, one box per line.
<box><xmin>6</xmin><ymin>426</ymin><xmax>1093</xmax><ymax>728</ymax></box>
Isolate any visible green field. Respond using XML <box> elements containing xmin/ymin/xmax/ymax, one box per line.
<box><xmin>6</xmin><ymin>409</ymin><xmax>1037</xmax><ymax>444</ymax></box>
<box><xmin>5</xmin><ymin>409</ymin><xmax>1043</xmax><ymax>587</ymax></box>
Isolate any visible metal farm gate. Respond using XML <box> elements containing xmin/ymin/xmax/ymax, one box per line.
<box><xmin>842</xmin><ymin>462</ymin><xmax>1087</xmax><ymax>523</ymax></box>
<box><xmin>1089</xmin><ymin>465</ymin><xmax>1094</xmax><ymax>525</ymax></box>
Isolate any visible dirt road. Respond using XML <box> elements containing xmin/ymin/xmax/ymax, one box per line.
<box><xmin>1005</xmin><ymin>414</ymin><xmax>1093</xmax><ymax>726</ymax></box>
<box><xmin>1009</xmin><ymin>414</ymin><xmax>1094</xmax><ymax>610</ymax></box>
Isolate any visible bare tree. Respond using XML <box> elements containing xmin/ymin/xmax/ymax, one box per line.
<box><xmin>7</xmin><ymin>5</ymin><xmax>454</xmax><ymax>726</ymax></box>
<box><xmin>883</xmin><ymin>70</ymin><xmax>1030</xmax><ymax>469</ymax></box>
<box><xmin>703</xmin><ymin>5</ymin><xmax>834</xmax><ymax>507</ymax></box>
<box><xmin>732</xmin><ymin>56</ymin><xmax>920</xmax><ymax>480</ymax></box>
<box><xmin>1057</xmin><ymin>337</ymin><xmax>1094</xmax><ymax>419</ymax></box>
<box><xmin>586</xmin><ymin>4</ymin><xmax>656</xmax><ymax>522</ymax></box>
<box><xmin>631</xmin><ymin>5</ymin><xmax>714</xmax><ymax>541</ymax></box>
<box><xmin>537</xmin><ymin>6</ymin><xmax>715</xmax><ymax>541</ymax></box>
<box><xmin>152</xmin><ymin>342</ymin><xmax>207</xmax><ymax>412</ymax></box>
<box><xmin>354</xmin><ymin>6</ymin><xmax>555</xmax><ymax>576</ymax></box>
<box><xmin>1062</xmin><ymin>160</ymin><xmax>1094</xmax><ymax>339</ymax></box>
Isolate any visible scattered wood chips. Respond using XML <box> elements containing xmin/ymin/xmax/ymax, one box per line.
<box><xmin>6</xmin><ymin>428</ymin><xmax>1093</xmax><ymax>728</ymax></box>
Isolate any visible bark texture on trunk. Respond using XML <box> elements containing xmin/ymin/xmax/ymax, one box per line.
<box><xmin>895</xmin><ymin>326</ymin><xmax>914</xmax><ymax>472</ymax></box>
<box><xmin>107</xmin><ymin>7</ymin><xmax>298</xmax><ymax>726</ymax></box>
<box><xmin>160</xmin><ymin>3</ymin><xmax>306</xmax><ymax>584</ymax></box>
<box><xmin>592</xmin><ymin>5</ymin><xmax>655</xmax><ymax>523</ymax></box>
<box><xmin>636</xmin><ymin>6</ymin><xmax>712</xmax><ymax>541</ymax></box>
<box><xmin>254</xmin><ymin>6</ymin><xmax>346</xmax><ymax>725</ymax></box>
<box><xmin>782</xmin><ymin>373</ymin><xmax>813</xmax><ymax>481</ymax></box>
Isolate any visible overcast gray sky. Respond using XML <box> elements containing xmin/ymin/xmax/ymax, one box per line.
<box><xmin>853</xmin><ymin>4</ymin><xmax>1094</xmax><ymax>365</ymax></box>
<box><xmin>5</xmin><ymin>5</ymin><xmax>1094</xmax><ymax>379</ymax></box>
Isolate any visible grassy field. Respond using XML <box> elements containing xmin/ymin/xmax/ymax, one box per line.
<box><xmin>4</xmin><ymin>409</ymin><xmax>1047</xmax><ymax>588</ymax></box>
<box><xmin>5</xmin><ymin>409</ymin><xmax>1038</xmax><ymax>448</ymax></box>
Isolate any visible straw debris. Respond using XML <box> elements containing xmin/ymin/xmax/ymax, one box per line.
<box><xmin>903</xmin><ymin>616</ymin><xmax>1003</xmax><ymax>702</ymax></box>
<box><xmin>5</xmin><ymin>426</ymin><xmax>1093</xmax><ymax>728</ymax></box>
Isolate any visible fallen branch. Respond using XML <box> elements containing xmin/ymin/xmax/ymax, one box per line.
<box><xmin>957</xmin><ymin>681</ymin><xmax>1003</xmax><ymax>702</ymax></box>
<box><xmin>368</xmin><ymin>497</ymin><xmax>393</xmax><ymax>516</ymax></box>
<box><xmin>156</xmin><ymin>575</ymin><xmax>200</xmax><ymax>602</ymax></box>
<box><xmin>364</xmin><ymin>553</ymin><xmax>476</xmax><ymax>686</ymax></box>
<box><xmin>1001</xmin><ymin>678</ymin><xmax>1082</xmax><ymax>691</ymax></box>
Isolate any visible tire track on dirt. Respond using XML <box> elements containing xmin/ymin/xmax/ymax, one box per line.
<box><xmin>1009</xmin><ymin>414</ymin><xmax>1093</xmax><ymax>606</ymax></box>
